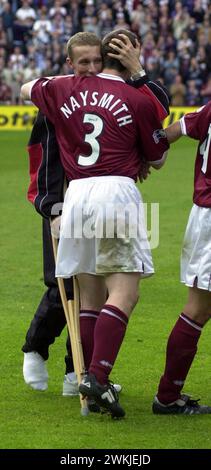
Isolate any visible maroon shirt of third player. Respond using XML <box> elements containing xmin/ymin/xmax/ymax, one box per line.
<box><xmin>180</xmin><ymin>102</ymin><xmax>211</xmax><ymax>207</ymax></box>
<box><xmin>31</xmin><ymin>73</ymin><xmax>169</xmax><ymax>181</ymax></box>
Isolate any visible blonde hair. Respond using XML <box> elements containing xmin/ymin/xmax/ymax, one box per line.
<box><xmin>67</xmin><ymin>32</ymin><xmax>101</xmax><ymax>59</ymax></box>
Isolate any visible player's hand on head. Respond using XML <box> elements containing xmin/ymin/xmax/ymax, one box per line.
<box><xmin>108</xmin><ymin>34</ymin><xmax>142</xmax><ymax>74</ymax></box>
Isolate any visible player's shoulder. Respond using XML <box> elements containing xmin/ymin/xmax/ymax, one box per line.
<box><xmin>43</xmin><ymin>74</ymin><xmax>75</xmax><ymax>91</ymax></box>
<box><xmin>124</xmin><ymin>82</ymin><xmax>156</xmax><ymax>108</ymax></box>
<box><xmin>200</xmin><ymin>101</ymin><xmax>211</xmax><ymax>116</ymax></box>
<box><xmin>185</xmin><ymin>102</ymin><xmax>211</xmax><ymax>123</ymax></box>
<box><xmin>195</xmin><ymin>101</ymin><xmax>211</xmax><ymax>116</ymax></box>
<box><xmin>198</xmin><ymin>102</ymin><xmax>211</xmax><ymax>130</ymax></box>
<box><xmin>52</xmin><ymin>74</ymin><xmax>74</xmax><ymax>83</ymax></box>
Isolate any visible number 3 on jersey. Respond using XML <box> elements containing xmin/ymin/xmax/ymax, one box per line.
<box><xmin>200</xmin><ymin>124</ymin><xmax>211</xmax><ymax>174</ymax></box>
<box><xmin>78</xmin><ymin>113</ymin><xmax>103</xmax><ymax>166</ymax></box>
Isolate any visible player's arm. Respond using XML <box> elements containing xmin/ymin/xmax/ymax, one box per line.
<box><xmin>136</xmin><ymin>96</ymin><xmax>169</xmax><ymax>170</ymax></box>
<box><xmin>150</xmin><ymin>151</ymin><xmax>168</xmax><ymax>169</ymax></box>
<box><xmin>22</xmin><ymin>77</ymin><xmax>58</xmax><ymax>126</ymax></box>
<box><xmin>21</xmin><ymin>76</ymin><xmax>56</xmax><ymax>101</ymax></box>
<box><xmin>21</xmin><ymin>79</ymin><xmax>39</xmax><ymax>101</ymax></box>
<box><xmin>149</xmin><ymin>106</ymin><xmax>206</xmax><ymax>165</ymax></box>
<box><xmin>138</xmin><ymin>81</ymin><xmax>169</xmax><ymax>122</ymax></box>
<box><xmin>164</xmin><ymin>105</ymin><xmax>208</xmax><ymax>144</ymax></box>
<box><xmin>164</xmin><ymin>121</ymin><xmax>182</xmax><ymax>144</ymax></box>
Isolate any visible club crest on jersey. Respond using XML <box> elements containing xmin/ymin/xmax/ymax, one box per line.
<box><xmin>153</xmin><ymin>129</ymin><xmax>166</xmax><ymax>144</ymax></box>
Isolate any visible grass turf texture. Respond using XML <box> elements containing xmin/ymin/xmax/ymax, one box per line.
<box><xmin>1</xmin><ymin>131</ymin><xmax>211</xmax><ymax>450</ymax></box>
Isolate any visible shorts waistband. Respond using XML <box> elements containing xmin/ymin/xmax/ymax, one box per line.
<box><xmin>70</xmin><ymin>175</ymin><xmax>134</xmax><ymax>185</ymax></box>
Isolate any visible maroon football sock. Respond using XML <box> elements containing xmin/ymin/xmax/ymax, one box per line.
<box><xmin>80</xmin><ymin>310</ymin><xmax>99</xmax><ymax>371</ymax></box>
<box><xmin>157</xmin><ymin>313</ymin><xmax>202</xmax><ymax>404</ymax></box>
<box><xmin>89</xmin><ymin>304</ymin><xmax>128</xmax><ymax>385</ymax></box>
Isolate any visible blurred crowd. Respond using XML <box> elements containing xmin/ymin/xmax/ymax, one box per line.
<box><xmin>0</xmin><ymin>0</ymin><xmax>211</xmax><ymax>105</ymax></box>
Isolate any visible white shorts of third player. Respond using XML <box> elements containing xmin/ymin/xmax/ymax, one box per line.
<box><xmin>181</xmin><ymin>204</ymin><xmax>211</xmax><ymax>291</ymax></box>
<box><xmin>56</xmin><ymin>175</ymin><xmax>154</xmax><ymax>278</ymax></box>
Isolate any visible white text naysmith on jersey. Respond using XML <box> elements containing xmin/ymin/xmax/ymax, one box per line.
<box><xmin>58</xmin><ymin>90</ymin><xmax>133</xmax><ymax>127</ymax></box>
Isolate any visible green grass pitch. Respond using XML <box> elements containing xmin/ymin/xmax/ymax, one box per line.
<box><xmin>0</xmin><ymin>131</ymin><xmax>211</xmax><ymax>449</ymax></box>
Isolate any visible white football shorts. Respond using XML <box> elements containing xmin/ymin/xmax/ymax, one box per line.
<box><xmin>181</xmin><ymin>204</ymin><xmax>211</xmax><ymax>291</ymax></box>
<box><xmin>56</xmin><ymin>175</ymin><xmax>154</xmax><ymax>278</ymax></box>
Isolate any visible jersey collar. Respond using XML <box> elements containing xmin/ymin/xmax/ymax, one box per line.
<box><xmin>97</xmin><ymin>73</ymin><xmax>125</xmax><ymax>83</ymax></box>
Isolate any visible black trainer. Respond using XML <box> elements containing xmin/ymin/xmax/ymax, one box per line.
<box><xmin>79</xmin><ymin>374</ymin><xmax>125</xmax><ymax>418</ymax></box>
<box><xmin>152</xmin><ymin>394</ymin><xmax>211</xmax><ymax>415</ymax></box>
<box><xmin>87</xmin><ymin>398</ymin><xmax>101</xmax><ymax>413</ymax></box>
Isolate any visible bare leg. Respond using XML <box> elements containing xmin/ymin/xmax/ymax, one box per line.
<box><xmin>183</xmin><ymin>285</ymin><xmax>211</xmax><ymax>325</ymax></box>
<box><xmin>105</xmin><ymin>272</ymin><xmax>141</xmax><ymax>317</ymax></box>
<box><xmin>77</xmin><ymin>273</ymin><xmax>107</xmax><ymax>311</ymax></box>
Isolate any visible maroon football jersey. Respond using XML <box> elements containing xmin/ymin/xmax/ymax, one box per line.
<box><xmin>31</xmin><ymin>73</ymin><xmax>169</xmax><ymax>181</ymax></box>
<box><xmin>180</xmin><ymin>102</ymin><xmax>211</xmax><ymax>207</ymax></box>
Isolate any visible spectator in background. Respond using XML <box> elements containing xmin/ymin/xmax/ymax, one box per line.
<box><xmin>81</xmin><ymin>0</ymin><xmax>96</xmax><ymax>32</ymax></box>
<box><xmin>23</xmin><ymin>57</ymin><xmax>41</xmax><ymax>81</ymax></box>
<box><xmin>51</xmin><ymin>42</ymin><xmax>65</xmax><ymax>73</ymax></box>
<box><xmin>187</xmin><ymin>57</ymin><xmax>203</xmax><ymax>88</ymax></box>
<box><xmin>196</xmin><ymin>46</ymin><xmax>209</xmax><ymax>83</ymax></box>
<box><xmin>201</xmin><ymin>75</ymin><xmax>211</xmax><ymax>104</ymax></box>
<box><xmin>177</xmin><ymin>30</ymin><xmax>193</xmax><ymax>56</ymax></box>
<box><xmin>113</xmin><ymin>12</ymin><xmax>130</xmax><ymax>31</ymax></box>
<box><xmin>170</xmin><ymin>74</ymin><xmax>186</xmax><ymax>106</ymax></box>
<box><xmin>129</xmin><ymin>3</ymin><xmax>145</xmax><ymax>36</ymax></box>
<box><xmin>42</xmin><ymin>58</ymin><xmax>55</xmax><ymax>77</ymax></box>
<box><xmin>32</xmin><ymin>7</ymin><xmax>52</xmax><ymax>47</ymax></box>
<box><xmin>1</xmin><ymin>2</ymin><xmax>14</xmax><ymax>47</ymax></box>
<box><xmin>10</xmin><ymin>45</ymin><xmax>25</xmax><ymax>71</ymax></box>
<box><xmin>164</xmin><ymin>33</ymin><xmax>177</xmax><ymax>54</ymax></box>
<box><xmin>158</xmin><ymin>12</ymin><xmax>171</xmax><ymax>39</ymax></box>
<box><xmin>51</xmin><ymin>12</ymin><xmax>65</xmax><ymax>43</ymax></box>
<box><xmin>187</xmin><ymin>17</ymin><xmax>198</xmax><ymax>43</ymax></box>
<box><xmin>146</xmin><ymin>49</ymin><xmax>161</xmax><ymax>81</ymax></box>
<box><xmin>97</xmin><ymin>3</ymin><xmax>113</xmax><ymax>38</ymax></box>
<box><xmin>163</xmin><ymin>51</ymin><xmax>179</xmax><ymax>86</ymax></box>
<box><xmin>0</xmin><ymin>0</ymin><xmax>210</xmax><ymax>104</ymax></box>
<box><xmin>68</xmin><ymin>0</ymin><xmax>82</xmax><ymax>34</ymax></box>
<box><xmin>142</xmin><ymin>32</ymin><xmax>156</xmax><ymax>67</ymax></box>
<box><xmin>63</xmin><ymin>15</ymin><xmax>74</xmax><ymax>42</ymax></box>
<box><xmin>0</xmin><ymin>74</ymin><xmax>12</xmax><ymax>103</ymax></box>
<box><xmin>186</xmin><ymin>79</ymin><xmax>201</xmax><ymax>106</ymax></box>
<box><xmin>172</xmin><ymin>1</ymin><xmax>190</xmax><ymax>40</ymax></box>
<box><xmin>198</xmin><ymin>15</ymin><xmax>211</xmax><ymax>44</ymax></box>
<box><xmin>179</xmin><ymin>51</ymin><xmax>191</xmax><ymax>83</ymax></box>
<box><xmin>49</xmin><ymin>0</ymin><xmax>67</xmax><ymax>19</ymax></box>
<box><xmin>14</xmin><ymin>0</ymin><xmax>36</xmax><ymax>44</ymax></box>
<box><xmin>0</xmin><ymin>17</ymin><xmax>7</xmax><ymax>48</ymax></box>
<box><xmin>191</xmin><ymin>0</ymin><xmax>205</xmax><ymax>24</ymax></box>
<box><xmin>10</xmin><ymin>70</ymin><xmax>24</xmax><ymax>104</ymax></box>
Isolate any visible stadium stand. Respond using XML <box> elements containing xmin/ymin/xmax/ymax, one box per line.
<box><xmin>0</xmin><ymin>0</ymin><xmax>211</xmax><ymax>105</ymax></box>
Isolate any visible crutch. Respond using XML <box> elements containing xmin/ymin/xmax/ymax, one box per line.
<box><xmin>51</xmin><ymin>229</ymin><xmax>89</xmax><ymax>416</ymax></box>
